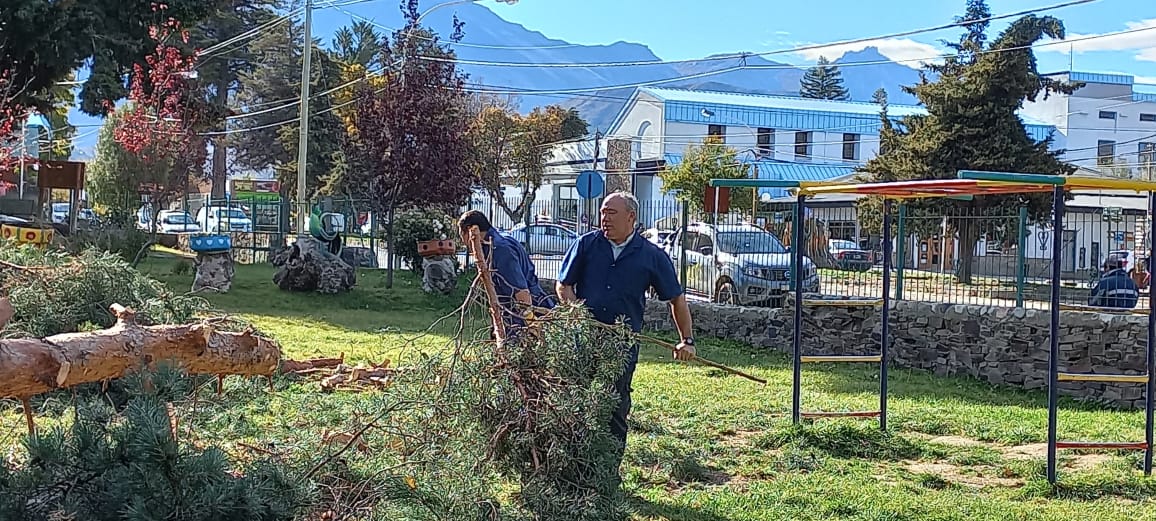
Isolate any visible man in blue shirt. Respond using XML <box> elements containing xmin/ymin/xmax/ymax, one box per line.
<box><xmin>556</xmin><ymin>191</ymin><xmax>697</xmax><ymax>463</ymax></box>
<box><xmin>1090</xmin><ymin>255</ymin><xmax>1140</xmax><ymax>309</ymax></box>
<box><xmin>458</xmin><ymin>211</ymin><xmax>555</xmax><ymax>333</ymax></box>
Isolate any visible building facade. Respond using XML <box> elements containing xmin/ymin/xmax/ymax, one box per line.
<box><xmin>1019</xmin><ymin>71</ymin><xmax>1156</xmax><ymax>178</ymax></box>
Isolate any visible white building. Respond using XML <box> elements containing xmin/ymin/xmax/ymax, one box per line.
<box><xmin>1020</xmin><ymin>71</ymin><xmax>1156</xmax><ymax>177</ymax></box>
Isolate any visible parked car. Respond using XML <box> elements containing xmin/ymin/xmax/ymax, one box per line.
<box><xmin>155</xmin><ymin>210</ymin><xmax>201</xmax><ymax>234</ymax></box>
<box><xmin>503</xmin><ymin>223</ymin><xmax>578</xmax><ymax>255</ymax></box>
<box><xmin>196</xmin><ymin>206</ymin><xmax>253</xmax><ymax>233</ymax></box>
<box><xmin>641</xmin><ymin>227</ymin><xmax>676</xmax><ymax>248</ymax></box>
<box><xmin>50</xmin><ymin>202</ymin><xmax>97</xmax><ymax>227</ymax></box>
<box><xmin>665</xmin><ymin>222</ymin><xmax>820</xmax><ymax>307</ymax></box>
<box><xmin>828</xmin><ymin>239</ymin><xmax>873</xmax><ymax>271</ymax></box>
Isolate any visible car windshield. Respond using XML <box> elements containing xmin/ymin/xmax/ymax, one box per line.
<box><xmin>717</xmin><ymin>231</ymin><xmax>788</xmax><ymax>254</ymax></box>
<box><xmin>162</xmin><ymin>213</ymin><xmax>193</xmax><ymax>224</ymax></box>
<box><xmin>830</xmin><ymin>240</ymin><xmax>858</xmax><ymax>250</ymax></box>
<box><xmin>220</xmin><ymin>209</ymin><xmax>247</xmax><ymax>220</ymax></box>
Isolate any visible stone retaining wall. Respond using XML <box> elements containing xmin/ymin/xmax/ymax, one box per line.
<box><xmin>638</xmin><ymin>296</ymin><xmax>1149</xmax><ymax>409</ymax></box>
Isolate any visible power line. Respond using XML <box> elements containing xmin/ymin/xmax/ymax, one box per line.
<box><xmin>415</xmin><ymin>0</ymin><xmax>1102</xmax><ymax>68</ymax></box>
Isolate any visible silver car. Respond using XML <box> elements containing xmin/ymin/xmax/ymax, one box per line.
<box><xmin>503</xmin><ymin>223</ymin><xmax>578</xmax><ymax>256</ymax></box>
<box><xmin>666</xmin><ymin>223</ymin><xmax>820</xmax><ymax>307</ymax></box>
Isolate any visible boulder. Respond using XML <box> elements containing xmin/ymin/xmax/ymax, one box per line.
<box><xmin>272</xmin><ymin>237</ymin><xmax>356</xmax><ymax>294</ymax></box>
<box><xmin>421</xmin><ymin>255</ymin><xmax>458</xmax><ymax>295</ymax></box>
<box><xmin>192</xmin><ymin>251</ymin><xmax>234</xmax><ymax>293</ymax></box>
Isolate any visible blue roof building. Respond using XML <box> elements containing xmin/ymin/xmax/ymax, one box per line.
<box><xmin>593</xmin><ymin>86</ymin><xmax>1061</xmax><ymax>225</ymax></box>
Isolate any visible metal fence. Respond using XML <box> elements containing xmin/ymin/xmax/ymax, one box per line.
<box><xmin>119</xmin><ymin>189</ymin><xmax>1152</xmax><ymax>311</ymax></box>
<box><xmin>473</xmin><ymin>193</ymin><xmax>1152</xmax><ymax>311</ymax></box>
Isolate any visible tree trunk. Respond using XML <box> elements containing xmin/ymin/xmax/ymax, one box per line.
<box><xmin>769</xmin><ymin>218</ymin><xmax>839</xmax><ymax>269</ymax></box>
<box><xmin>955</xmin><ymin>217</ymin><xmax>980</xmax><ymax>284</ymax></box>
<box><xmin>0</xmin><ymin>304</ymin><xmax>282</xmax><ymax>400</ymax></box>
<box><xmin>210</xmin><ymin>79</ymin><xmax>229</xmax><ymax>199</ymax></box>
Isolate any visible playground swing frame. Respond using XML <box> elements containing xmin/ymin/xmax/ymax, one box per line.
<box><xmin>792</xmin><ymin>171</ymin><xmax>1156</xmax><ymax>484</ymax></box>
<box><xmin>710</xmin><ymin>173</ymin><xmax>1156</xmax><ymax>482</ymax></box>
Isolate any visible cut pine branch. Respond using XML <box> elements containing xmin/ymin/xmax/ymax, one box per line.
<box><xmin>0</xmin><ymin>303</ymin><xmax>282</xmax><ymax>400</ymax></box>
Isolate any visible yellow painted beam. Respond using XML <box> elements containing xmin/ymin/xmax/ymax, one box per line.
<box><xmin>1057</xmin><ymin>372</ymin><xmax>1149</xmax><ymax>384</ymax></box>
<box><xmin>1062</xmin><ymin>176</ymin><xmax>1156</xmax><ymax>192</ymax></box>
<box><xmin>801</xmin><ymin>355</ymin><xmax>883</xmax><ymax>363</ymax></box>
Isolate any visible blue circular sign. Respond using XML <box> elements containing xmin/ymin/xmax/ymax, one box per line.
<box><xmin>575</xmin><ymin>170</ymin><xmax>604</xmax><ymax>199</ymax></box>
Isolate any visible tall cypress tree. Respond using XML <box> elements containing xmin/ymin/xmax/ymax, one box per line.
<box><xmin>800</xmin><ymin>56</ymin><xmax>850</xmax><ymax>101</ymax></box>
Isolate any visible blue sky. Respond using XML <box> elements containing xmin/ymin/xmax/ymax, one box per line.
<box><xmin>487</xmin><ymin>0</ymin><xmax>1156</xmax><ymax>82</ymax></box>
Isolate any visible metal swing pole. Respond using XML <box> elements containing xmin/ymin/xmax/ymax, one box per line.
<box><xmin>1146</xmin><ymin>190</ymin><xmax>1156</xmax><ymax>475</ymax></box>
<box><xmin>880</xmin><ymin>198</ymin><xmax>893</xmax><ymax>431</ymax></box>
<box><xmin>1047</xmin><ymin>185</ymin><xmax>1064</xmax><ymax>484</ymax></box>
<box><xmin>791</xmin><ymin>192</ymin><xmax>807</xmax><ymax>425</ymax></box>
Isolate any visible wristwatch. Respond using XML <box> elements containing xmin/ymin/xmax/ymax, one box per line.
<box><xmin>682</xmin><ymin>337</ymin><xmax>695</xmax><ymax>346</ymax></box>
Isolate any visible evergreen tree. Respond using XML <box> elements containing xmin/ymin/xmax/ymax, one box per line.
<box><xmin>800</xmin><ymin>56</ymin><xmax>850</xmax><ymax>101</ymax></box>
<box><xmin>855</xmin><ymin>10</ymin><xmax>1080</xmax><ymax>283</ymax></box>
<box><xmin>232</xmin><ymin>11</ymin><xmax>346</xmax><ymax>200</ymax></box>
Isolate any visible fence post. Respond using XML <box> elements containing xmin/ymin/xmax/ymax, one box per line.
<box><xmin>679</xmin><ymin>201</ymin><xmax>688</xmax><ymax>288</ymax></box>
<box><xmin>1017</xmin><ymin>205</ymin><xmax>1028</xmax><ymax>307</ymax></box>
<box><xmin>895</xmin><ymin>204</ymin><xmax>906</xmax><ymax>300</ymax></box>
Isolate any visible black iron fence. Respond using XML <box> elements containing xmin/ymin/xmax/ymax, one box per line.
<box><xmin>107</xmin><ymin>190</ymin><xmax>1151</xmax><ymax>310</ymax></box>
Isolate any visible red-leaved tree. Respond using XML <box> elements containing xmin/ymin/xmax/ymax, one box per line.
<box><xmin>0</xmin><ymin>71</ymin><xmax>28</xmax><ymax>195</ymax></box>
<box><xmin>342</xmin><ymin>0</ymin><xmax>476</xmax><ymax>217</ymax></box>
<box><xmin>111</xmin><ymin>15</ymin><xmax>209</xmax><ymax>212</ymax></box>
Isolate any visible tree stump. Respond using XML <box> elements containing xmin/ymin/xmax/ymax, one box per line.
<box><xmin>192</xmin><ymin>251</ymin><xmax>234</xmax><ymax>293</ymax></box>
<box><xmin>421</xmin><ymin>255</ymin><xmax>458</xmax><ymax>295</ymax></box>
<box><xmin>271</xmin><ymin>237</ymin><xmax>356</xmax><ymax>294</ymax></box>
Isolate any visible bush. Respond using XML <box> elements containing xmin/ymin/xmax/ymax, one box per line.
<box><xmin>63</xmin><ymin>224</ymin><xmax>151</xmax><ymax>263</ymax></box>
<box><xmin>391</xmin><ymin>207</ymin><xmax>455</xmax><ymax>273</ymax></box>
<box><xmin>0</xmin><ymin>367</ymin><xmax>306</xmax><ymax>521</ymax></box>
<box><xmin>0</xmin><ymin>241</ymin><xmax>204</xmax><ymax>337</ymax></box>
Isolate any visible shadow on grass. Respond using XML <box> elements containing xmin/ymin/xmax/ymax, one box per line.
<box><xmin>628</xmin><ymin>495</ymin><xmax>731</xmax><ymax>521</ymax></box>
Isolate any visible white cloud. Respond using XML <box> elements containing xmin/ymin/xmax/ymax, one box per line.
<box><xmin>1038</xmin><ymin>19</ymin><xmax>1156</xmax><ymax>62</ymax></box>
<box><xmin>794</xmin><ymin>38</ymin><xmax>943</xmax><ymax>69</ymax></box>
<box><xmin>1135</xmin><ymin>75</ymin><xmax>1156</xmax><ymax>85</ymax></box>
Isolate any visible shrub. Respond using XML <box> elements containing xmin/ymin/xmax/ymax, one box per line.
<box><xmin>0</xmin><ymin>368</ymin><xmax>306</xmax><ymax>521</ymax></box>
<box><xmin>391</xmin><ymin>207</ymin><xmax>456</xmax><ymax>273</ymax></box>
<box><xmin>0</xmin><ymin>242</ymin><xmax>204</xmax><ymax>337</ymax></box>
<box><xmin>63</xmin><ymin>224</ymin><xmax>151</xmax><ymax>263</ymax></box>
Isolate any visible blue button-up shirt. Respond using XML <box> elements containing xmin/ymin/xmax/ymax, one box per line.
<box><xmin>483</xmin><ymin>229</ymin><xmax>555</xmax><ymax>326</ymax></box>
<box><xmin>558</xmin><ymin>229</ymin><xmax>683</xmax><ymax>333</ymax></box>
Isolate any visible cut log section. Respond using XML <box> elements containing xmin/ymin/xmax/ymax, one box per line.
<box><xmin>0</xmin><ymin>303</ymin><xmax>282</xmax><ymax>400</ymax></box>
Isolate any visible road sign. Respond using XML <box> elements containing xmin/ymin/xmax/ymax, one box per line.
<box><xmin>576</xmin><ymin>170</ymin><xmax>604</xmax><ymax>199</ymax></box>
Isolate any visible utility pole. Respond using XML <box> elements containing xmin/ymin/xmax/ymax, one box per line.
<box><xmin>295</xmin><ymin>0</ymin><xmax>313</xmax><ymax>238</ymax></box>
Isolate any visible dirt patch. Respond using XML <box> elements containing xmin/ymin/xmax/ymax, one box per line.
<box><xmin>926</xmin><ymin>435</ymin><xmax>987</xmax><ymax>448</ymax></box>
<box><xmin>719</xmin><ymin>429</ymin><xmax>764</xmax><ymax>448</ymax></box>
<box><xmin>1000</xmin><ymin>443</ymin><xmax>1116</xmax><ymax>470</ymax></box>
<box><xmin>903</xmin><ymin>461</ymin><xmax>1024</xmax><ymax>489</ymax></box>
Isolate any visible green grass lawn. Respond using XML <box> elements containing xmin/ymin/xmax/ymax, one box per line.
<box><xmin>4</xmin><ymin>254</ymin><xmax>1156</xmax><ymax>520</ymax></box>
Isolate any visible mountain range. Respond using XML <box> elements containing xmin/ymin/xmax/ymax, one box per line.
<box><xmin>67</xmin><ymin>1</ymin><xmax>929</xmax><ymax>159</ymax></box>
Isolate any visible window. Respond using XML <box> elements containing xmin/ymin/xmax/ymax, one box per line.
<box><xmin>842</xmin><ymin>133</ymin><xmax>860</xmax><ymax>161</ymax></box>
<box><xmin>1141</xmin><ymin>113</ymin><xmax>1156</xmax><ymax>122</ymax></box>
<box><xmin>1097</xmin><ymin>140</ymin><xmax>1116</xmax><ymax>166</ymax></box>
<box><xmin>828</xmin><ymin>221</ymin><xmax>858</xmax><ymax>241</ymax></box>
<box><xmin>794</xmin><ymin>131</ymin><xmax>812</xmax><ymax>159</ymax></box>
<box><xmin>1099</xmin><ymin>110</ymin><xmax>1118</xmax><ymax>120</ymax></box>
<box><xmin>1140</xmin><ymin>142</ymin><xmax>1156</xmax><ymax>165</ymax></box>
<box><xmin>756</xmin><ymin>128</ymin><xmax>774</xmax><ymax>156</ymax></box>
<box><xmin>707</xmin><ymin>124</ymin><xmax>726</xmax><ymax>142</ymax></box>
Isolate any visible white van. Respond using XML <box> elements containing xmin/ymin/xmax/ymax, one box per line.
<box><xmin>196</xmin><ymin>206</ymin><xmax>253</xmax><ymax>233</ymax></box>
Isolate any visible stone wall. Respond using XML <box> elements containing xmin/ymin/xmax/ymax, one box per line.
<box><xmin>639</xmin><ymin>296</ymin><xmax>1150</xmax><ymax>409</ymax></box>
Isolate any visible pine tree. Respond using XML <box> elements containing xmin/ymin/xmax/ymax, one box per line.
<box><xmin>800</xmin><ymin>56</ymin><xmax>850</xmax><ymax>101</ymax></box>
<box><xmin>855</xmin><ymin>10</ymin><xmax>1080</xmax><ymax>284</ymax></box>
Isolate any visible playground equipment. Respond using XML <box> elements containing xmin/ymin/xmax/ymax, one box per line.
<box><xmin>708</xmin><ymin>178</ymin><xmax>891</xmax><ymax>429</ymax></box>
<box><xmin>796</xmin><ymin>172</ymin><xmax>1156</xmax><ymax>484</ymax></box>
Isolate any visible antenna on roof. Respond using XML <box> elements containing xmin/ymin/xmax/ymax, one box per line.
<box><xmin>1069</xmin><ymin>43</ymin><xmax>1074</xmax><ymax>72</ymax></box>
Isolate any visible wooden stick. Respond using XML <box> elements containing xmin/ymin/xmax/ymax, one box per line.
<box><xmin>22</xmin><ymin>398</ymin><xmax>35</xmax><ymax>438</ymax></box>
<box><xmin>547</xmin><ymin>307</ymin><xmax>767</xmax><ymax>385</ymax></box>
<box><xmin>632</xmin><ymin>332</ymin><xmax>767</xmax><ymax>385</ymax></box>
<box><xmin>466</xmin><ymin>227</ymin><xmax>506</xmax><ymax>343</ymax></box>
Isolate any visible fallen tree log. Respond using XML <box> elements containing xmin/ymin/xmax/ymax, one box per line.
<box><xmin>0</xmin><ymin>303</ymin><xmax>282</xmax><ymax>400</ymax></box>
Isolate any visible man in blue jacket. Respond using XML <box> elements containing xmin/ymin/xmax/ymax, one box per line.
<box><xmin>1090</xmin><ymin>255</ymin><xmax>1140</xmax><ymax>309</ymax></box>
<box><xmin>556</xmin><ymin>191</ymin><xmax>697</xmax><ymax>469</ymax></box>
<box><xmin>458</xmin><ymin>210</ymin><xmax>555</xmax><ymax>333</ymax></box>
